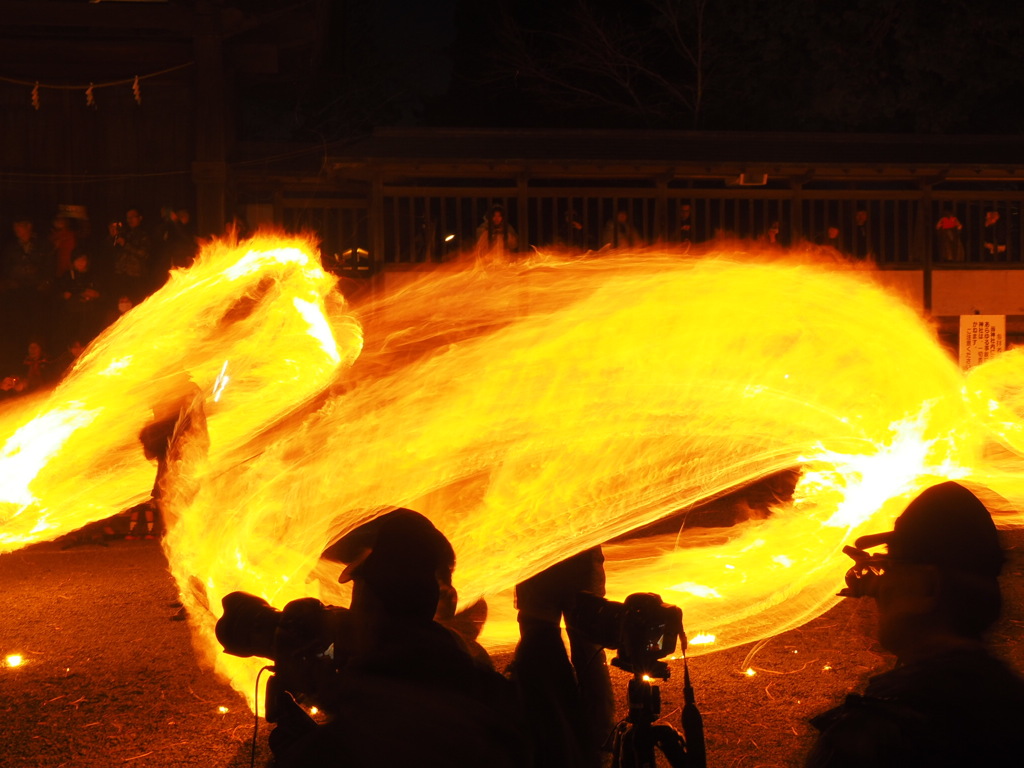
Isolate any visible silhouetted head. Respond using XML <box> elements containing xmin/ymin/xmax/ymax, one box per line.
<box><xmin>328</xmin><ymin>509</ymin><xmax>455</xmax><ymax>623</ymax></box>
<box><xmin>855</xmin><ymin>482</ymin><xmax>1003</xmax><ymax>579</ymax></box>
<box><xmin>853</xmin><ymin>482</ymin><xmax>1005</xmax><ymax>655</ymax></box>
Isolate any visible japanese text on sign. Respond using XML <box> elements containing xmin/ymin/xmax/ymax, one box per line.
<box><xmin>959</xmin><ymin>315</ymin><xmax>1005</xmax><ymax>370</ymax></box>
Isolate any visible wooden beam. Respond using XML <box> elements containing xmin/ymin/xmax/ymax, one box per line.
<box><xmin>0</xmin><ymin>1</ymin><xmax>192</xmax><ymax>33</ymax></box>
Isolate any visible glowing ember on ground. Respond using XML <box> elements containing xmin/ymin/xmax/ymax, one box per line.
<box><xmin>6</xmin><ymin>654</ymin><xmax>24</xmax><ymax>668</ymax></box>
<box><xmin>3</xmin><ymin>234</ymin><xmax>1024</xmax><ymax>709</ymax></box>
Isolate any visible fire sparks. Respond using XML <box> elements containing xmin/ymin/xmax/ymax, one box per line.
<box><xmin>4</xmin><ymin>235</ymin><xmax>1024</xmax><ymax>708</ymax></box>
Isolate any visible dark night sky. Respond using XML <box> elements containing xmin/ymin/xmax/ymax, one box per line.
<box><xmin>354</xmin><ymin>0</ymin><xmax>1024</xmax><ymax>136</ymax></box>
<box><xmin>5</xmin><ymin>1</ymin><xmax>1020</xmax><ymax>140</ymax></box>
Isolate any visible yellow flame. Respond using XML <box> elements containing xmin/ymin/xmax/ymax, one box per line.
<box><xmin>6</xmin><ymin>654</ymin><xmax>24</xmax><ymax>668</ymax></box>
<box><xmin>5</xmin><ymin>236</ymin><xmax>1024</xmax><ymax>708</ymax></box>
<box><xmin>689</xmin><ymin>634</ymin><xmax>716</xmax><ymax>646</ymax></box>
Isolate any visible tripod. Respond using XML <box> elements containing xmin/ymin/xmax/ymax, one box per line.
<box><xmin>609</xmin><ymin>657</ymin><xmax>705</xmax><ymax>768</ymax></box>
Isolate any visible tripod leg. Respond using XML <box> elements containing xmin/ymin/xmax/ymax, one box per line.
<box><xmin>615</xmin><ymin>725</ymin><xmax>659</xmax><ymax>768</ymax></box>
<box><xmin>652</xmin><ymin>724</ymin><xmax>689</xmax><ymax>768</ymax></box>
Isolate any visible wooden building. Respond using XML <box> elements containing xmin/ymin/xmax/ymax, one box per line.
<box><xmin>4</xmin><ymin>2</ymin><xmax>1024</xmax><ymax>327</ymax></box>
<box><xmin>241</xmin><ymin>128</ymin><xmax>1024</xmax><ymax>324</ymax></box>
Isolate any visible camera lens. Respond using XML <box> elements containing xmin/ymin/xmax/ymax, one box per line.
<box><xmin>216</xmin><ymin>591</ymin><xmax>282</xmax><ymax>659</ymax></box>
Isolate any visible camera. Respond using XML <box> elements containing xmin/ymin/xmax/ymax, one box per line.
<box><xmin>838</xmin><ymin>545</ymin><xmax>888</xmax><ymax>598</ymax></box>
<box><xmin>570</xmin><ymin>591</ymin><xmax>705</xmax><ymax>767</ymax></box>
<box><xmin>567</xmin><ymin>591</ymin><xmax>684</xmax><ymax>679</ymax></box>
<box><xmin>216</xmin><ymin>591</ymin><xmax>354</xmax><ymax>722</ymax></box>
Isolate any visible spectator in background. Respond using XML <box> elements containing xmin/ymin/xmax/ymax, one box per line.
<box><xmin>157</xmin><ymin>206</ymin><xmax>198</xmax><ymax>277</ymax></box>
<box><xmin>1</xmin><ymin>216</ymin><xmax>52</xmax><ymax>371</ymax></box>
<box><xmin>817</xmin><ymin>224</ymin><xmax>843</xmax><ymax>251</ymax></box>
<box><xmin>674</xmin><ymin>202</ymin><xmax>697</xmax><ymax>247</ymax></box>
<box><xmin>49</xmin><ymin>215</ymin><xmax>81</xmax><ymax>278</ymax></box>
<box><xmin>602</xmin><ymin>209</ymin><xmax>643</xmax><ymax>249</ymax></box>
<box><xmin>22</xmin><ymin>339</ymin><xmax>52</xmax><ymax>391</ymax></box>
<box><xmin>175</xmin><ymin>208</ymin><xmax>197</xmax><ymax>250</ymax></box>
<box><xmin>475</xmin><ymin>205</ymin><xmax>518</xmax><ymax>262</ymax></box>
<box><xmin>94</xmin><ymin>219</ymin><xmax>124</xmax><ymax>284</ymax></box>
<box><xmin>52</xmin><ymin>338</ymin><xmax>86</xmax><ymax>378</ymax></box>
<box><xmin>852</xmin><ymin>209</ymin><xmax>875</xmax><ymax>260</ymax></box>
<box><xmin>113</xmin><ymin>207</ymin><xmax>152</xmax><ymax>302</ymax></box>
<box><xmin>57</xmin><ymin>253</ymin><xmax>105</xmax><ymax>345</ymax></box>
<box><xmin>0</xmin><ymin>374</ymin><xmax>28</xmax><ymax>400</ymax></box>
<box><xmin>560</xmin><ymin>208</ymin><xmax>587</xmax><ymax>253</ymax></box>
<box><xmin>2</xmin><ymin>216</ymin><xmax>48</xmax><ymax>291</ymax></box>
<box><xmin>936</xmin><ymin>208</ymin><xmax>965</xmax><ymax>262</ymax></box>
<box><xmin>413</xmin><ymin>210</ymin><xmax>438</xmax><ymax>262</ymax></box>
<box><xmin>982</xmin><ymin>209</ymin><xmax>1009</xmax><ymax>261</ymax></box>
<box><xmin>758</xmin><ymin>220</ymin><xmax>784</xmax><ymax>248</ymax></box>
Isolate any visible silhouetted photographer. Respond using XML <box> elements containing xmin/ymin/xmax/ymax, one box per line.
<box><xmin>807</xmin><ymin>482</ymin><xmax>1024</xmax><ymax>768</ymax></box>
<box><xmin>512</xmin><ymin>549</ymin><xmax>705</xmax><ymax>768</ymax></box>
<box><xmin>217</xmin><ymin>509</ymin><xmax>527</xmax><ymax>767</ymax></box>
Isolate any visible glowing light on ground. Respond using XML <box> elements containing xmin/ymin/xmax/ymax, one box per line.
<box><xmin>3</xmin><ymin>235</ymin><xmax>1024</xmax><ymax>708</ymax></box>
<box><xmin>6</xmin><ymin>654</ymin><xmax>24</xmax><ymax>668</ymax></box>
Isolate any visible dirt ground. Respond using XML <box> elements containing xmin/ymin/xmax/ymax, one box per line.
<box><xmin>2</xmin><ymin>532</ymin><xmax>1022</xmax><ymax>768</ymax></box>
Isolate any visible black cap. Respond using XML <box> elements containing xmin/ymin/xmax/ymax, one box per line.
<box><xmin>325</xmin><ymin>509</ymin><xmax>455</xmax><ymax>621</ymax></box>
<box><xmin>855</xmin><ymin>482</ymin><xmax>1004</xmax><ymax>578</ymax></box>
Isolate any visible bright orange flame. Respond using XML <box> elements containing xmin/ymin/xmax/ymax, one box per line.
<box><xmin>4</xmin><ymin>235</ymin><xmax>1024</xmax><ymax>708</ymax></box>
<box><xmin>0</xmin><ymin>234</ymin><xmax>358</xmax><ymax>551</ymax></box>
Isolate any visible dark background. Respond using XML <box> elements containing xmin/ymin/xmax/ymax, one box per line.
<box><xmin>2</xmin><ymin>0</ymin><xmax>1022</xmax><ymax>235</ymax></box>
<box><xmin>305</xmin><ymin>0</ymin><xmax>1024</xmax><ymax>136</ymax></box>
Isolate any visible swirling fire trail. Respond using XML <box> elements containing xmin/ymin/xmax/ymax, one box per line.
<box><xmin>3</xmin><ymin>234</ymin><xmax>1023</xmax><ymax>705</ymax></box>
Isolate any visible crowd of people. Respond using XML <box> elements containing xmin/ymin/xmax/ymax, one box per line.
<box><xmin>469</xmin><ymin>201</ymin><xmax>1016</xmax><ymax>264</ymax></box>
<box><xmin>0</xmin><ymin>204</ymin><xmax>199</xmax><ymax>398</ymax></box>
<box><xmin>934</xmin><ymin>207</ymin><xmax>1013</xmax><ymax>262</ymax></box>
<box><xmin>469</xmin><ymin>202</ymin><xmax>866</xmax><ymax>260</ymax></box>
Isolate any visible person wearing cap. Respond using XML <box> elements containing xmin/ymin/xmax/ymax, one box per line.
<box><xmin>806</xmin><ymin>481</ymin><xmax>1024</xmax><ymax>768</ymax></box>
<box><xmin>275</xmin><ymin>509</ymin><xmax>529</xmax><ymax>768</ymax></box>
